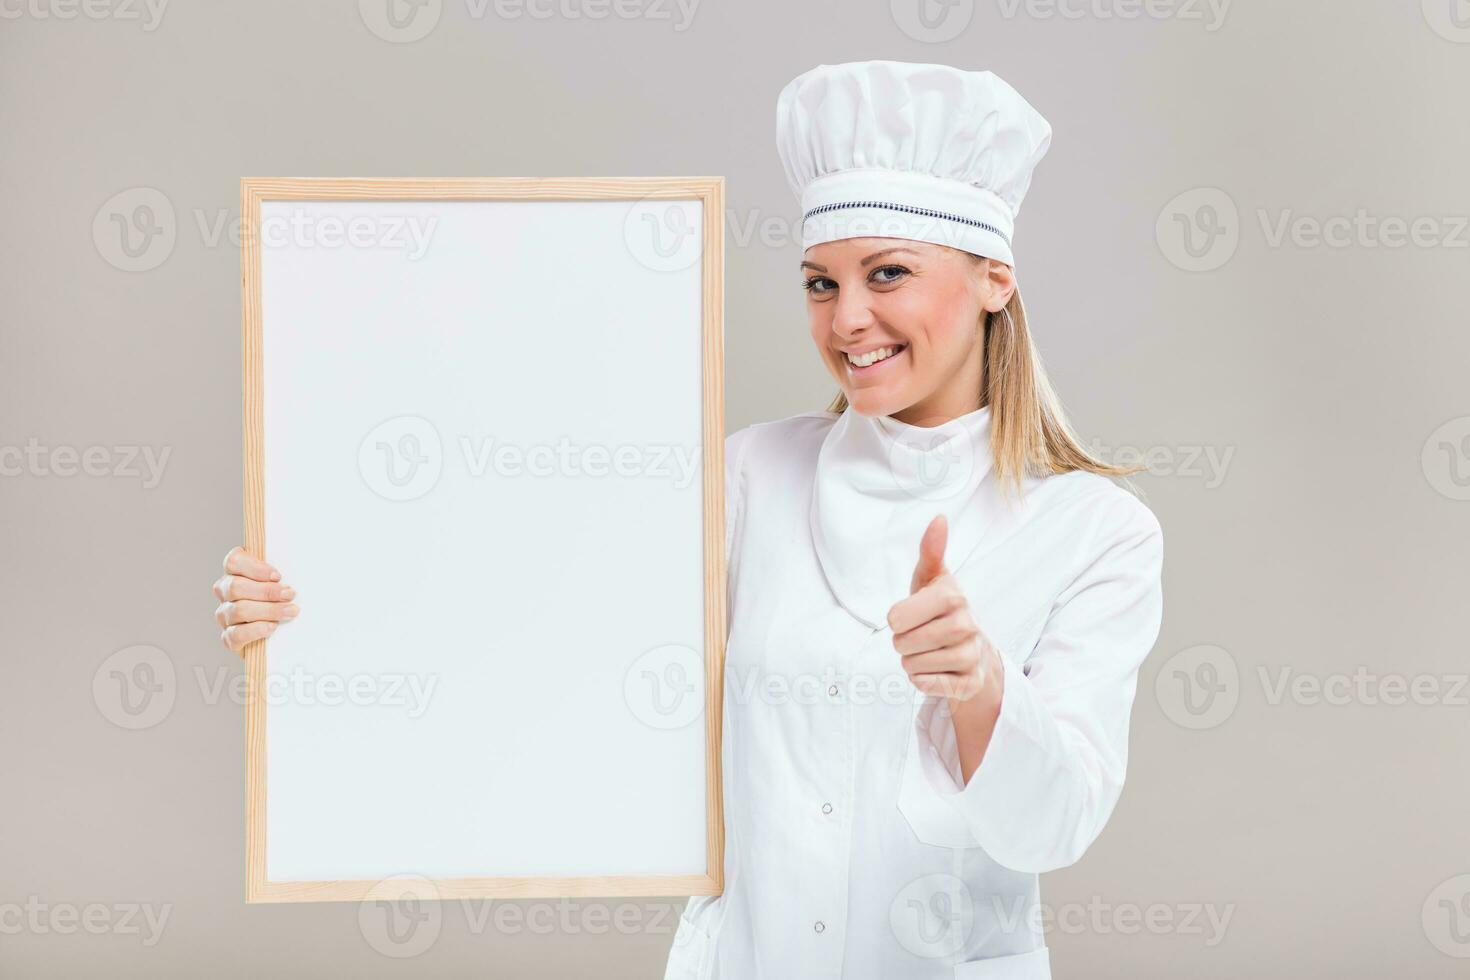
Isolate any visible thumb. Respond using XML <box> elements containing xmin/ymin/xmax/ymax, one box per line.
<box><xmin>909</xmin><ymin>514</ymin><xmax>949</xmax><ymax>594</ymax></box>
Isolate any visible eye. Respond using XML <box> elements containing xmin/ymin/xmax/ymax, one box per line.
<box><xmin>802</xmin><ymin>276</ymin><xmax>837</xmax><ymax>297</ymax></box>
<box><xmin>870</xmin><ymin>264</ymin><xmax>910</xmax><ymax>286</ymax></box>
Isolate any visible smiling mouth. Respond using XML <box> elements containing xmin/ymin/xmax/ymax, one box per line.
<box><xmin>845</xmin><ymin>344</ymin><xmax>907</xmax><ymax>371</ymax></box>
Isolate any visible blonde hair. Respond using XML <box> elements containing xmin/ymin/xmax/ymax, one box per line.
<box><xmin>824</xmin><ymin>287</ymin><xmax>1144</xmax><ymax>499</ymax></box>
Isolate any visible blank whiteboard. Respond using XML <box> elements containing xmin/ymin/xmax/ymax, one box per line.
<box><xmin>239</xmin><ymin>177</ymin><xmax>725</xmax><ymax>903</ymax></box>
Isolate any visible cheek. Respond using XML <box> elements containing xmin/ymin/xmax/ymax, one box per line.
<box><xmin>888</xmin><ymin>286</ymin><xmax>977</xmax><ymax>361</ymax></box>
<box><xmin>808</xmin><ymin>304</ymin><xmax>836</xmax><ymax>352</ymax></box>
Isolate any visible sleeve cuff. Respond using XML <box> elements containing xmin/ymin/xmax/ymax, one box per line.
<box><xmin>913</xmin><ymin>653</ymin><xmax>1032</xmax><ymax>798</ymax></box>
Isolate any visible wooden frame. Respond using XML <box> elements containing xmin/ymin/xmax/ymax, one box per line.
<box><xmin>240</xmin><ymin>177</ymin><xmax>725</xmax><ymax>903</ymax></box>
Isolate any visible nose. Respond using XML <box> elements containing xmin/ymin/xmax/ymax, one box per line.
<box><xmin>830</xmin><ymin>288</ymin><xmax>876</xmax><ymax>342</ymax></box>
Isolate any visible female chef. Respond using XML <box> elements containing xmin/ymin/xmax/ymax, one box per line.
<box><xmin>209</xmin><ymin>60</ymin><xmax>1164</xmax><ymax>980</ymax></box>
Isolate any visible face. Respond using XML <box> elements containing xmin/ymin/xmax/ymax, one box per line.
<box><xmin>801</xmin><ymin>238</ymin><xmax>1016</xmax><ymax>426</ymax></box>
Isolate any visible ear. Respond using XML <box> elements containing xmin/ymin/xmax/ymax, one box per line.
<box><xmin>979</xmin><ymin>258</ymin><xmax>1017</xmax><ymax>314</ymax></box>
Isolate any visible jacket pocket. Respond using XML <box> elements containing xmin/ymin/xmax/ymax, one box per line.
<box><xmin>663</xmin><ymin>901</ymin><xmax>717</xmax><ymax>980</ymax></box>
<box><xmin>896</xmin><ymin>691</ymin><xmax>982</xmax><ymax>849</ymax></box>
<box><xmin>953</xmin><ymin>945</ymin><xmax>1051</xmax><ymax>979</ymax></box>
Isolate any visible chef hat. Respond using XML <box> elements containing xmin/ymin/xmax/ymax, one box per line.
<box><xmin>775</xmin><ymin>60</ymin><xmax>1052</xmax><ymax>267</ymax></box>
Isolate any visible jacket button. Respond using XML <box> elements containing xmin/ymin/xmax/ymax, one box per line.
<box><xmin>813</xmin><ymin>920</ymin><xmax>825</xmax><ymax>934</ymax></box>
<box><xmin>821</xmin><ymin>802</ymin><xmax>833</xmax><ymax>814</ymax></box>
<box><xmin>827</xmin><ymin>684</ymin><xmax>839</xmax><ymax>696</ymax></box>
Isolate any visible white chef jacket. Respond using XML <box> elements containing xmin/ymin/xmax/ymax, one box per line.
<box><xmin>664</xmin><ymin>405</ymin><xmax>1165</xmax><ymax>980</ymax></box>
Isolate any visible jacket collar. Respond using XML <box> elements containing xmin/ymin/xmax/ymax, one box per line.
<box><xmin>810</xmin><ymin>405</ymin><xmax>1013</xmax><ymax>629</ymax></box>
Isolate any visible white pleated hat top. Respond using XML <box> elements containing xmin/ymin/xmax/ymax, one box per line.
<box><xmin>775</xmin><ymin>60</ymin><xmax>1052</xmax><ymax>266</ymax></box>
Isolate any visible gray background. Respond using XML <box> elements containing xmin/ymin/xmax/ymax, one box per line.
<box><xmin>3</xmin><ymin>0</ymin><xmax>1468</xmax><ymax>976</ymax></box>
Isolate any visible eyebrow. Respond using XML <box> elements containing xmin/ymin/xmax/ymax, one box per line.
<box><xmin>799</xmin><ymin>247</ymin><xmax>920</xmax><ymax>274</ymax></box>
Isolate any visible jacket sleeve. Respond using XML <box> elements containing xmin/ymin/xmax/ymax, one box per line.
<box><xmin>912</xmin><ymin>492</ymin><xmax>1165</xmax><ymax>873</ymax></box>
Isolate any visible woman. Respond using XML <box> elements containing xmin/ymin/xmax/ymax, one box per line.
<box><xmin>211</xmin><ymin>61</ymin><xmax>1163</xmax><ymax>980</ymax></box>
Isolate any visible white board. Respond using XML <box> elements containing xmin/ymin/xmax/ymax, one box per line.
<box><xmin>240</xmin><ymin>178</ymin><xmax>725</xmax><ymax>902</ymax></box>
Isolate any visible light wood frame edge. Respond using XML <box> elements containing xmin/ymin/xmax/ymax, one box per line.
<box><xmin>240</xmin><ymin>176</ymin><xmax>726</xmax><ymax>904</ymax></box>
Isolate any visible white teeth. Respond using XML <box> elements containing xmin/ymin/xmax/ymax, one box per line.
<box><xmin>847</xmin><ymin>345</ymin><xmax>902</xmax><ymax>368</ymax></box>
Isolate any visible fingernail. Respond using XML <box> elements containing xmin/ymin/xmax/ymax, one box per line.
<box><xmin>270</xmin><ymin>569</ymin><xmax>281</xmax><ymax>582</ymax></box>
<box><xmin>281</xmin><ymin>604</ymin><xmax>300</xmax><ymax>620</ymax></box>
<box><xmin>280</xmin><ymin>586</ymin><xmax>297</xmax><ymax>601</ymax></box>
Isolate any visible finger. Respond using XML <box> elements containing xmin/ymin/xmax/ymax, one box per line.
<box><xmin>887</xmin><ymin>578</ymin><xmax>965</xmax><ymax>635</ymax></box>
<box><xmin>908</xmin><ymin>670</ymin><xmax>973</xmax><ymax>700</ymax></box>
<box><xmin>893</xmin><ymin>611</ymin><xmax>974</xmax><ymax>656</ymax></box>
<box><xmin>215</xmin><ymin>599</ymin><xmax>300</xmax><ymax>628</ymax></box>
<box><xmin>900</xmin><ymin>644</ymin><xmax>974</xmax><ymax>677</ymax></box>
<box><xmin>221</xmin><ymin>620</ymin><xmax>279</xmax><ymax>654</ymax></box>
<box><xmin>213</xmin><ymin>574</ymin><xmax>295</xmax><ymax>603</ymax></box>
<box><xmin>909</xmin><ymin>514</ymin><xmax>949</xmax><ymax>594</ymax></box>
<box><xmin>223</xmin><ymin>546</ymin><xmax>280</xmax><ymax>582</ymax></box>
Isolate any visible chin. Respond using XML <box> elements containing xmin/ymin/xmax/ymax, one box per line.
<box><xmin>841</xmin><ymin>387</ymin><xmax>901</xmax><ymax>418</ymax></box>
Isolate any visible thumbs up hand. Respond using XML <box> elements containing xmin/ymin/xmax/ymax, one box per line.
<box><xmin>887</xmin><ymin>514</ymin><xmax>999</xmax><ymax>704</ymax></box>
